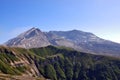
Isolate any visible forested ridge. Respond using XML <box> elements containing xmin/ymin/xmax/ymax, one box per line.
<box><xmin>0</xmin><ymin>46</ymin><xmax>120</xmax><ymax>80</ymax></box>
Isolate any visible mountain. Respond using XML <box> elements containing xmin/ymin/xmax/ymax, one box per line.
<box><xmin>5</xmin><ymin>27</ymin><xmax>50</xmax><ymax>48</ymax></box>
<box><xmin>46</xmin><ymin>30</ymin><xmax>120</xmax><ymax>57</ymax></box>
<box><xmin>0</xmin><ymin>45</ymin><xmax>120</xmax><ymax>80</ymax></box>
<box><xmin>5</xmin><ymin>28</ymin><xmax>120</xmax><ymax>57</ymax></box>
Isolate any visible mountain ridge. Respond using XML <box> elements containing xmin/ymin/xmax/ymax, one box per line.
<box><xmin>5</xmin><ymin>27</ymin><xmax>120</xmax><ymax>57</ymax></box>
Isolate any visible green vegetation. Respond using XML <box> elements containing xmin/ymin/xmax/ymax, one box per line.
<box><xmin>54</xmin><ymin>62</ymin><xmax>66</xmax><ymax>80</ymax></box>
<box><xmin>0</xmin><ymin>45</ymin><xmax>120</xmax><ymax>80</ymax></box>
<box><xmin>30</xmin><ymin>46</ymin><xmax>120</xmax><ymax>80</ymax></box>
<box><xmin>44</xmin><ymin>64</ymin><xmax>57</xmax><ymax>80</ymax></box>
<box><xmin>0</xmin><ymin>59</ymin><xmax>21</xmax><ymax>75</ymax></box>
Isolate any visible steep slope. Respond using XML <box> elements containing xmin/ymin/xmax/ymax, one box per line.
<box><xmin>0</xmin><ymin>46</ymin><xmax>41</xmax><ymax>76</ymax></box>
<box><xmin>5</xmin><ymin>27</ymin><xmax>50</xmax><ymax>48</ymax></box>
<box><xmin>0</xmin><ymin>45</ymin><xmax>120</xmax><ymax>80</ymax></box>
<box><xmin>47</xmin><ymin>30</ymin><xmax>120</xmax><ymax>57</ymax></box>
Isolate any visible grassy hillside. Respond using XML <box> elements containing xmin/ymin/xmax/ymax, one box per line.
<box><xmin>0</xmin><ymin>46</ymin><xmax>120</xmax><ymax>80</ymax></box>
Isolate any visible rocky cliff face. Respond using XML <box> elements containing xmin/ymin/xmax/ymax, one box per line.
<box><xmin>5</xmin><ymin>28</ymin><xmax>120</xmax><ymax>57</ymax></box>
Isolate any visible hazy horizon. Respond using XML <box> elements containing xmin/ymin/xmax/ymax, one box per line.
<box><xmin>1</xmin><ymin>0</ymin><xmax>120</xmax><ymax>44</ymax></box>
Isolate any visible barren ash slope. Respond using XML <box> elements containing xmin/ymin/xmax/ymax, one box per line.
<box><xmin>5</xmin><ymin>28</ymin><xmax>50</xmax><ymax>48</ymax></box>
<box><xmin>5</xmin><ymin>27</ymin><xmax>120</xmax><ymax>57</ymax></box>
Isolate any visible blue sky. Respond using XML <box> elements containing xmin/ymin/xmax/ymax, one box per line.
<box><xmin>0</xmin><ymin>0</ymin><xmax>120</xmax><ymax>44</ymax></box>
